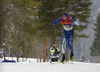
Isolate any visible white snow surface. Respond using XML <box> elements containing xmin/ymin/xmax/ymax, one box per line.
<box><xmin>0</xmin><ymin>58</ymin><xmax>100</xmax><ymax>72</ymax></box>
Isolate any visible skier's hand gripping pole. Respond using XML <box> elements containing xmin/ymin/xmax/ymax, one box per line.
<box><xmin>52</xmin><ymin>15</ymin><xmax>56</xmax><ymax>20</ymax></box>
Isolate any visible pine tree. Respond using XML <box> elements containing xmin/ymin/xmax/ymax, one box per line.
<box><xmin>37</xmin><ymin>0</ymin><xmax>92</xmax><ymax>42</ymax></box>
<box><xmin>2</xmin><ymin>0</ymin><xmax>42</xmax><ymax>61</ymax></box>
<box><xmin>0</xmin><ymin>0</ymin><xmax>93</xmax><ymax>61</ymax></box>
<box><xmin>90</xmin><ymin>12</ymin><xmax>100</xmax><ymax>57</ymax></box>
<box><xmin>37</xmin><ymin>0</ymin><xmax>92</xmax><ymax>61</ymax></box>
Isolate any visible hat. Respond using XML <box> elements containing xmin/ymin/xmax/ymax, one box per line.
<box><xmin>62</xmin><ymin>11</ymin><xmax>67</xmax><ymax>16</ymax></box>
<box><xmin>62</xmin><ymin>14</ymin><xmax>67</xmax><ymax>17</ymax></box>
<box><xmin>53</xmin><ymin>42</ymin><xmax>56</xmax><ymax>44</ymax></box>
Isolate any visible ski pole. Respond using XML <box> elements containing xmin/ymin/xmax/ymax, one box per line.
<box><xmin>46</xmin><ymin>45</ymin><xmax>48</xmax><ymax>62</ymax></box>
<box><xmin>52</xmin><ymin>15</ymin><xmax>56</xmax><ymax>42</ymax></box>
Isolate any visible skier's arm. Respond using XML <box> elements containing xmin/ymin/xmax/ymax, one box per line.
<box><xmin>74</xmin><ymin>20</ymin><xmax>80</xmax><ymax>25</ymax></box>
<box><xmin>52</xmin><ymin>17</ymin><xmax>61</xmax><ymax>25</ymax></box>
<box><xmin>54</xmin><ymin>48</ymin><xmax>60</xmax><ymax>54</ymax></box>
<box><xmin>71</xmin><ymin>17</ymin><xmax>80</xmax><ymax>25</ymax></box>
<box><xmin>50</xmin><ymin>47</ymin><xmax>54</xmax><ymax>55</ymax></box>
<box><xmin>57</xmin><ymin>48</ymin><xmax>60</xmax><ymax>53</ymax></box>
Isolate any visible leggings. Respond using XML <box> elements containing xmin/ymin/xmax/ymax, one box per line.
<box><xmin>62</xmin><ymin>34</ymin><xmax>73</xmax><ymax>54</ymax></box>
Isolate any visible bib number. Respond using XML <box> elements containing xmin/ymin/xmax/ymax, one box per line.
<box><xmin>64</xmin><ymin>25</ymin><xmax>69</xmax><ymax>28</ymax></box>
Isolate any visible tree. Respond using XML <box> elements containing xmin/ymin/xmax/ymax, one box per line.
<box><xmin>38</xmin><ymin>0</ymin><xmax>92</xmax><ymax>40</ymax></box>
<box><xmin>0</xmin><ymin>0</ymin><xmax>7</xmax><ymax>48</ymax></box>
<box><xmin>2</xmin><ymin>0</ymin><xmax>42</xmax><ymax>61</ymax></box>
<box><xmin>0</xmin><ymin>0</ymin><xmax>92</xmax><ymax>62</ymax></box>
<box><xmin>37</xmin><ymin>0</ymin><xmax>92</xmax><ymax>60</ymax></box>
<box><xmin>90</xmin><ymin>12</ymin><xmax>100</xmax><ymax>57</ymax></box>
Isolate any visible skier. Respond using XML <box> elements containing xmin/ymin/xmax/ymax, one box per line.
<box><xmin>52</xmin><ymin>11</ymin><xmax>79</xmax><ymax>63</ymax></box>
<box><xmin>50</xmin><ymin>42</ymin><xmax>60</xmax><ymax>63</ymax></box>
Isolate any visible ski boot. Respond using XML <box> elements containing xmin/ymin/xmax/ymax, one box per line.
<box><xmin>61</xmin><ymin>53</ymin><xmax>65</xmax><ymax>63</ymax></box>
<box><xmin>70</xmin><ymin>52</ymin><xmax>74</xmax><ymax>61</ymax></box>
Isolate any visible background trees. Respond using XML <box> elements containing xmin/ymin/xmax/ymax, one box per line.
<box><xmin>90</xmin><ymin>12</ymin><xmax>100</xmax><ymax>62</ymax></box>
<box><xmin>0</xmin><ymin>0</ymin><xmax>92</xmax><ymax>62</ymax></box>
<box><xmin>0</xmin><ymin>0</ymin><xmax>42</xmax><ymax>61</ymax></box>
<box><xmin>37</xmin><ymin>0</ymin><xmax>92</xmax><ymax>61</ymax></box>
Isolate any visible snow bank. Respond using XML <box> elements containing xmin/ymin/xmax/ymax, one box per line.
<box><xmin>0</xmin><ymin>58</ymin><xmax>3</xmax><ymax>63</ymax></box>
<box><xmin>0</xmin><ymin>57</ymin><xmax>100</xmax><ymax>72</ymax></box>
<box><xmin>0</xmin><ymin>61</ymin><xmax>100</xmax><ymax>72</ymax></box>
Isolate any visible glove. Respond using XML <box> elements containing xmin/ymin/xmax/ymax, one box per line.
<box><xmin>53</xmin><ymin>53</ymin><xmax>56</xmax><ymax>56</ymax></box>
<box><xmin>54</xmin><ymin>51</ymin><xmax>58</xmax><ymax>54</ymax></box>
<box><xmin>52</xmin><ymin>15</ymin><xmax>55</xmax><ymax>20</ymax></box>
<box><xmin>72</xmin><ymin>16</ymin><xmax>76</xmax><ymax>21</ymax></box>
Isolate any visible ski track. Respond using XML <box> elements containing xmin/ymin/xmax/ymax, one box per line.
<box><xmin>0</xmin><ymin>62</ymin><xmax>100</xmax><ymax>72</ymax></box>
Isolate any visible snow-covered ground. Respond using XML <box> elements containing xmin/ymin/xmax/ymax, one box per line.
<box><xmin>0</xmin><ymin>58</ymin><xmax>3</xmax><ymax>63</ymax></box>
<box><xmin>0</xmin><ymin>57</ymin><xmax>100</xmax><ymax>72</ymax></box>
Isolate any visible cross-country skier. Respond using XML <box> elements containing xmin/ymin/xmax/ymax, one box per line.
<box><xmin>50</xmin><ymin>42</ymin><xmax>60</xmax><ymax>63</ymax></box>
<box><xmin>52</xmin><ymin>11</ymin><xmax>79</xmax><ymax>63</ymax></box>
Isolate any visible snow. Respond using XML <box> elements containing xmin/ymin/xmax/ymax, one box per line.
<box><xmin>0</xmin><ymin>58</ymin><xmax>100</xmax><ymax>72</ymax></box>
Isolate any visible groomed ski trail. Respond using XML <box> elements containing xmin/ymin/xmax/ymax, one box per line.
<box><xmin>0</xmin><ymin>62</ymin><xmax>100</xmax><ymax>72</ymax></box>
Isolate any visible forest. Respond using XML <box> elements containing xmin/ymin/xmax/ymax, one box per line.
<box><xmin>0</xmin><ymin>0</ymin><xmax>92</xmax><ymax>62</ymax></box>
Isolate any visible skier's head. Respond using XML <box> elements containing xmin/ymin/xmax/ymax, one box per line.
<box><xmin>62</xmin><ymin>11</ymin><xmax>67</xmax><ymax>16</ymax></box>
<box><xmin>62</xmin><ymin>11</ymin><xmax>68</xmax><ymax>20</ymax></box>
<box><xmin>53</xmin><ymin>42</ymin><xmax>56</xmax><ymax>47</ymax></box>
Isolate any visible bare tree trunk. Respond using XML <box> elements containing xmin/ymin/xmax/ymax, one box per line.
<box><xmin>17</xmin><ymin>46</ymin><xmax>20</xmax><ymax>62</ymax></box>
<box><xmin>8</xmin><ymin>30</ymin><xmax>11</xmax><ymax>57</ymax></box>
<box><xmin>97</xmin><ymin>56</ymin><xmax>100</xmax><ymax>63</ymax></box>
<box><xmin>38</xmin><ymin>45</ymin><xmax>41</xmax><ymax>62</ymax></box>
<box><xmin>17</xmin><ymin>55</ymin><xmax>19</xmax><ymax>62</ymax></box>
<box><xmin>0</xmin><ymin>4</ymin><xmax>3</xmax><ymax>48</ymax></box>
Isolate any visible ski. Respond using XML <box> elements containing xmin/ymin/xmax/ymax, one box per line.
<box><xmin>63</xmin><ymin>59</ymin><xmax>78</xmax><ymax>64</ymax></box>
<box><xmin>51</xmin><ymin>59</ymin><xmax>78</xmax><ymax>64</ymax></box>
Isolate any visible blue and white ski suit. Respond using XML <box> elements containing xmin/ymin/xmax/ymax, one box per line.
<box><xmin>52</xmin><ymin>16</ymin><xmax>79</xmax><ymax>54</ymax></box>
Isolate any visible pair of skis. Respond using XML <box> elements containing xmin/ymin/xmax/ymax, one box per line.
<box><xmin>51</xmin><ymin>59</ymin><xmax>78</xmax><ymax>64</ymax></box>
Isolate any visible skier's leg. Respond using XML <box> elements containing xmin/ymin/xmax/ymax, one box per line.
<box><xmin>67</xmin><ymin>35</ymin><xmax>74</xmax><ymax>60</ymax></box>
<box><xmin>61</xmin><ymin>35</ymin><xmax>67</xmax><ymax>62</ymax></box>
<box><xmin>55</xmin><ymin>55</ymin><xmax>59</xmax><ymax>62</ymax></box>
<box><xmin>50</xmin><ymin>55</ymin><xmax>53</xmax><ymax>63</ymax></box>
<box><xmin>70</xmin><ymin>50</ymin><xmax>74</xmax><ymax>60</ymax></box>
<box><xmin>61</xmin><ymin>54</ymin><xmax>65</xmax><ymax>62</ymax></box>
<box><xmin>62</xmin><ymin>35</ymin><xmax>67</xmax><ymax>53</ymax></box>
